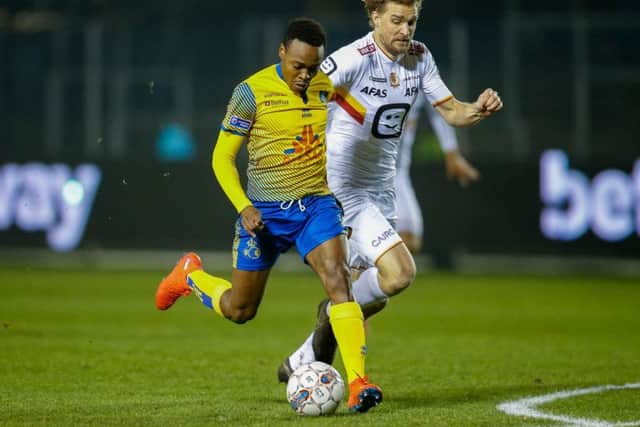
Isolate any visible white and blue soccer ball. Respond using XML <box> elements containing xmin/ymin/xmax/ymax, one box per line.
<box><xmin>286</xmin><ymin>361</ymin><xmax>345</xmax><ymax>416</ymax></box>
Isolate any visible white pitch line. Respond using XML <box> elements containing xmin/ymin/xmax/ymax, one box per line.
<box><xmin>497</xmin><ymin>383</ymin><xmax>640</xmax><ymax>427</ymax></box>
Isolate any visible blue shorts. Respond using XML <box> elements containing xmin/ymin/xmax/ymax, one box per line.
<box><xmin>232</xmin><ymin>194</ymin><xmax>346</xmax><ymax>271</ymax></box>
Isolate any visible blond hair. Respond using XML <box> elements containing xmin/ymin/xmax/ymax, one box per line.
<box><xmin>362</xmin><ymin>0</ymin><xmax>423</xmax><ymax>19</ymax></box>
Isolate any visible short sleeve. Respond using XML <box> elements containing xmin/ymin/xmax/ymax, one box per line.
<box><xmin>221</xmin><ymin>82</ymin><xmax>257</xmax><ymax>136</ymax></box>
<box><xmin>320</xmin><ymin>46</ymin><xmax>359</xmax><ymax>89</ymax></box>
<box><xmin>420</xmin><ymin>49</ymin><xmax>453</xmax><ymax>106</ymax></box>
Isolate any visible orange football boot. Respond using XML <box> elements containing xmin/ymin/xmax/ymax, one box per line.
<box><xmin>347</xmin><ymin>376</ymin><xmax>383</xmax><ymax>413</ymax></box>
<box><xmin>155</xmin><ymin>252</ymin><xmax>202</xmax><ymax>310</ymax></box>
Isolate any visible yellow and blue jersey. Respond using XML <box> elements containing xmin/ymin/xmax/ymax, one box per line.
<box><xmin>220</xmin><ymin>64</ymin><xmax>334</xmax><ymax>202</ymax></box>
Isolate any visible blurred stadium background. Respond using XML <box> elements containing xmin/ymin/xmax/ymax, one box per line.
<box><xmin>2</xmin><ymin>2</ymin><xmax>640</xmax><ymax>425</ymax></box>
<box><xmin>1</xmin><ymin>0</ymin><xmax>639</xmax><ymax>275</ymax></box>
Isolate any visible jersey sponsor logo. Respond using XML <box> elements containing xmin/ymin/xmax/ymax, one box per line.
<box><xmin>229</xmin><ymin>115</ymin><xmax>252</xmax><ymax>131</ymax></box>
<box><xmin>371</xmin><ymin>103</ymin><xmax>411</xmax><ymax>139</ymax></box>
<box><xmin>405</xmin><ymin>87</ymin><xmax>418</xmax><ymax>97</ymax></box>
<box><xmin>282</xmin><ymin>125</ymin><xmax>323</xmax><ymax>164</ymax></box>
<box><xmin>264</xmin><ymin>92</ymin><xmax>287</xmax><ymax>98</ymax></box>
<box><xmin>320</xmin><ymin>56</ymin><xmax>337</xmax><ymax>76</ymax></box>
<box><xmin>358</xmin><ymin>43</ymin><xmax>376</xmax><ymax>55</ymax></box>
<box><xmin>371</xmin><ymin>227</ymin><xmax>396</xmax><ymax>247</ymax></box>
<box><xmin>408</xmin><ymin>42</ymin><xmax>426</xmax><ymax>56</ymax></box>
<box><xmin>370</xmin><ymin>76</ymin><xmax>387</xmax><ymax>83</ymax></box>
<box><xmin>264</xmin><ymin>99</ymin><xmax>289</xmax><ymax>107</ymax></box>
<box><xmin>360</xmin><ymin>86</ymin><xmax>388</xmax><ymax>98</ymax></box>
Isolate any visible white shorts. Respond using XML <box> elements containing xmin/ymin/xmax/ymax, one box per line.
<box><xmin>394</xmin><ymin>171</ymin><xmax>423</xmax><ymax>237</ymax></box>
<box><xmin>332</xmin><ymin>186</ymin><xmax>403</xmax><ymax>270</ymax></box>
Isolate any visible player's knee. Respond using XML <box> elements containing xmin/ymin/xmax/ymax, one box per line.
<box><xmin>225</xmin><ymin>305</ymin><xmax>258</xmax><ymax>324</ymax></box>
<box><xmin>380</xmin><ymin>263</ymin><xmax>416</xmax><ymax>296</ymax></box>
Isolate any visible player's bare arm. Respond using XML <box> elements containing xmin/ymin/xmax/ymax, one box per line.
<box><xmin>445</xmin><ymin>150</ymin><xmax>480</xmax><ymax>187</ymax></box>
<box><xmin>435</xmin><ymin>88</ymin><xmax>503</xmax><ymax>127</ymax></box>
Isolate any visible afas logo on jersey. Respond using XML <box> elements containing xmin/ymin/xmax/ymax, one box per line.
<box><xmin>360</xmin><ymin>86</ymin><xmax>387</xmax><ymax>98</ymax></box>
<box><xmin>405</xmin><ymin>87</ymin><xmax>418</xmax><ymax>97</ymax></box>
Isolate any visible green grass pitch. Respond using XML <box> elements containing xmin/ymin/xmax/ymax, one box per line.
<box><xmin>0</xmin><ymin>268</ymin><xmax>638</xmax><ymax>426</ymax></box>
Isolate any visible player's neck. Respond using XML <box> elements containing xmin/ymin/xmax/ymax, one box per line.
<box><xmin>372</xmin><ymin>32</ymin><xmax>399</xmax><ymax>62</ymax></box>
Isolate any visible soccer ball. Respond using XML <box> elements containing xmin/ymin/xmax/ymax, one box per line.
<box><xmin>286</xmin><ymin>361</ymin><xmax>345</xmax><ymax>416</ymax></box>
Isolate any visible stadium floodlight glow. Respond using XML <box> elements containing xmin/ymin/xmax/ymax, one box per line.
<box><xmin>0</xmin><ymin>163</ymin><xmax>101</xmax><ymax>252</ymax></box>
<box><xmin>540</xmin><ymin>150</ymin><xmax>640</xmax><ymax>242</ymax></box>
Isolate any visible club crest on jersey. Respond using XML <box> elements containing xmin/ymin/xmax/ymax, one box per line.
<box><xmin>319</xmin><ymin>91</ymin><xmax>329</xmax><ymax>103</ymax></box>
<box><xmin>243</xmin><ymin>238</ymin><xmax>261</xmax><ymax>260</ymax></box>
<box><xmin>390</xmin><ymin>72</ymin><xmax>400</xmax><ymax>88</ymax></box>
<box><xmin>358</xmin><ymin>43</ymin><xmax>376</xmax><ymax>55</ymax></box>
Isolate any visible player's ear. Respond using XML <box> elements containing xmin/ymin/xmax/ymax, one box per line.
<box><xmin>371</xmin><ymin>11</ymin><xmax>380</xmax><ymax>27</ymax></box>
<box><xmin>278</xmin><ymin>43</ymin><xmax>286</xmax><ymax>61</ymax></box>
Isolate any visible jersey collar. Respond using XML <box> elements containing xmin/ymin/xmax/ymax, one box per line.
<box><xmin>369</xmin><ymin>31</ymin><xmax>405</xmax><ymax>63</ymax></box>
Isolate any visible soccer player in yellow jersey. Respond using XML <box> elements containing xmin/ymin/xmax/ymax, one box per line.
<box><xmin>155</xmin><ymin>18</ymin><xmax>383</xmax><ymax>413</ymax></box>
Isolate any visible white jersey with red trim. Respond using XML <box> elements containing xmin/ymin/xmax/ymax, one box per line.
<box><xmin>321</xmin><ymin>32</ymin><xmax>453</xmax><ymax>194</ymax></box>
<box><xmin>397</xmin><ymin>92</ymin><xmax>459</xmax><ymax>175</ymax></box>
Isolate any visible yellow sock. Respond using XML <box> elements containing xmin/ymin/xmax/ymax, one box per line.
<box><xmin>329</xmin><ymin>301</ymin><xmax>366</xmax><ymax>384</ymax></box>
<box><xmin>187</xmin><ymin>270</ymin><xmax>231</xmax><ymax>317</ymax></box>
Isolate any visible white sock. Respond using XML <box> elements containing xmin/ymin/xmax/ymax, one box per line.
<box><xmin>288</xmin><ymin>268</ymin><xmax>387</xmax><ymax>371</ymax></box>
<box><xmin>351</xmin><ymin>267</ymin><xmax>387</xmax><ymax>306</ymax></box>
<box><xmin>322</xmin><ymin>267</ymin><xmax>387</xmax><ymax>315</ymax></box>
<box><xmin>287</xmin><ymin>332</ymin><xmax>315</xmax><ymax>372</ymax></box>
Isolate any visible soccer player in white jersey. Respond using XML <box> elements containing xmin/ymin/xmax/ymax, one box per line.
<box><xmin>396</xmin><ymin>92</ymin><xmax>479</xmax><ymax>253</ymax></box>
<box><xmin>278</xmin><ymin>0</ymin><xmax>503</xmax><ymax>383</ymax></box>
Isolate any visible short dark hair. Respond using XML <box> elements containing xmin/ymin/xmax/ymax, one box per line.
<box><xmin>282</xmin><ymin>17</ymin><xmax>326</xmax><ymax>48</ymax></box>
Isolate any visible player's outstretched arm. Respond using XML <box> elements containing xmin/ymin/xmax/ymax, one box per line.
<box><xmin>435</xmin><ymin>88</ymin><xmax>503</xmax><ymax>127</ymax></box>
